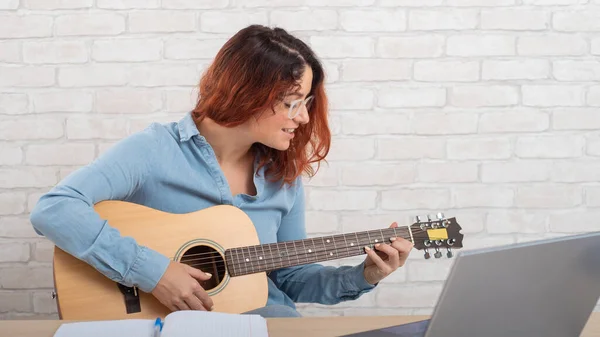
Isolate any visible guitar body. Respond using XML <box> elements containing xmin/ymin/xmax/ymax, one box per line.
<box><xmin>52</xmin><ymin>200</ymin><xmax>268</xmax><ymax>321</ymax></box>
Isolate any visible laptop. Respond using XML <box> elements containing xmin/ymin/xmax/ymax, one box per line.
<box><xmin>343</xmin><ymin>231</ymin><xmax>600</xmax><ymax>337</ymax></box>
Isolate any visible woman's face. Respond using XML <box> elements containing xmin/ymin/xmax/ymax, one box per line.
<box><xmin>248</xmin><ymin>64</ymin><xmax>313</xmax><ymax>151</ymax></box>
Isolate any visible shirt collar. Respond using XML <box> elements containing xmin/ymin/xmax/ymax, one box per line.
<box><xmin>177</xmin><ymin>111</ymin><xmax>200</xmax><ymax>142</ymax></box>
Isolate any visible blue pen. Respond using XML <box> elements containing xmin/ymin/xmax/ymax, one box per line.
<box><xmin>153</xmin><ymin>317</ymin><xmax>163</xmax><ymax>337</ymax></box>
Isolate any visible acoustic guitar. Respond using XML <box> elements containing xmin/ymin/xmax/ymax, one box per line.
<box><xmin>51</xmin><ymin>200</ymin><xmax>464</xmax><ymax>320</ymax></box>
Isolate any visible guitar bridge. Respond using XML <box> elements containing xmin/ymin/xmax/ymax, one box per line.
<box><xmin>117</xmin><ymin>283</ymin><xmax>141</xmax><ymax>314</ymax></box>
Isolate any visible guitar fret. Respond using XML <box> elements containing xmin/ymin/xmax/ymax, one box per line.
<box><xmin>253</xmin><ymin>245</ymin><xmax>260</xmax><ymax>271</ymax></box>
<box><xmin>246</xmin><ymin>247</ymin><xmax>255</xmax><ymax>274</ymax></box>
<box><xmin>269</xmin><ymin>244</ymin><xmax>276</xmax><ymax>270</ymax></box>
<box><xmin>285</xmin><ymin>241</ymin><xmax>293</xmax><ymax>268</ymax></box>
<box><xmin>260</xmin><ymin>245</ymin><xmax>266</xmax><ymax>271</ymax></box>
<box><xmin>292</xmin><ymin>240</ymin><xmax>301</xmax><ymax>265</ymax></box>
<box><xmin>278</xmin><ymin>242</ymin><xmax>284</xmax><ymax>269</ymax></box>
<box><xmin>229</xmin><ymin>249</ymin><xmax>235</xmax><ymax>276</ymax></box>
<box><xmin>255</xmin><ymin>246</ymin><xmax>261</xmax><ymax>273</ymax></box>
<box><xmin>343</xmin><ymin>234</ymin><xmax>351</xmax><ymax>258</ymax></box>
<box><xmin>300</xmin><ymin>239</ymin><xmax>309</xmax><ymax>264</ymax></box>
<box><xmin>239</xmin><ymin>247</ymin><xmax>247</xmax><ymax>275</ymax></box>
<box><xmin>379</xmin><ymin>229</ymin><xmax>386</xmax><ymax>244</ymax></box>
<box><xmin>342</xmin><ymin>234</ymin><xmax>349</xmax><ymax>258</ymax></box>
<box><xmin>290</xmin><ymin>241</ymin><xmax>296</xmax><ymax>267</ymax></box>
<box><xmin>332</xmin><ymin>235</ymin><xmax>337</xmax><ymax>259</ymax></box>
<box><xmin>293</xmin><ymin>241</ymin><xmax>299</xmax><ymax>265</ymax></box>
<box><xmin>235</xmin><ymin>248</ymin><xmax>241</xmax><ymax>276</ymax></box>
<box><xmin>270</xmin><ymin>244</ymin><xmax>276</xmax><ymax>269</ymax></box>
<box><xmin>268</xmin><ymin>243</ymin><xmax>275</xmax><ymax>271</ymax></box>
<box><xmin>330</xmin><ymin>237</ymin><xmax>335</xmax><ymax>259</ymax></box>
<box><xmin>275</xmin><ymin>243</ymin><xmax>281</xmax><ymax>269</ymax></box>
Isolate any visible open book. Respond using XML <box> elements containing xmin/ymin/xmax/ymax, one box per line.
<box><xmin>53</xmin><ymin>310</ymin><xmax>269</xmax><ymax>337</ymax></box>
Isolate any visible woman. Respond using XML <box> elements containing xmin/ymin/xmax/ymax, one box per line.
<box><xmin>30</xmin><ymin>25</ymin><xmax>413</xmax><ymax>318</ymax></box>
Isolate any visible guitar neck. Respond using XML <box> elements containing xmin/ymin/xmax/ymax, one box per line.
<box><xmin>225</xmin><ymin>226</ymin><xmax>413</xmax><ymax>277</ymax></box>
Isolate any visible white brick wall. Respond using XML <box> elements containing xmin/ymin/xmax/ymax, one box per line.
<box><xmin>0</xmin><ymin>0</ymin><xmax>598</xmax><ymax>320</ymax></box>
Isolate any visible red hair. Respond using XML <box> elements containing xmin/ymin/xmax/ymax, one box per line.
<box><xmin>192</xmin><ymin>25</ymin><xmax>330</xmax><ymax>185</ymax></box>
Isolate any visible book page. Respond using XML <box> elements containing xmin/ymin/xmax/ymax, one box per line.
<box><xmin>162</xmin><ymin>310</ymin><xmax>268</xmax><ymax>337</ymax></box>
<box><xmin>53</xmin><ymin>319</ymin><xmax>154</xmax><ymax>337</ymax></box>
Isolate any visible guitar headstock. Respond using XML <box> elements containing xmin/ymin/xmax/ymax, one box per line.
<box><xmin>410</xmin><ymin>213</ymin><xmax>464</xmax><ymax>259</ymax></box>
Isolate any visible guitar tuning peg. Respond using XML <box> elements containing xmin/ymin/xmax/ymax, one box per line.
<box><xmin>434</xmin><ymin>247</ymin><xmax>442</xmax><ymax>259</ymax></box>
<box><xmin>436</xmin><ymin>213</ymin><xmax>447</xmax><ymax>228</ymax></box>
<box><xmin>447</xmin><ymin>248</ymin><xmax>453</xmax><ymax>258</ymax></box>
<box><xmin>427</xmin><ymin>214</ymin><xmax>437</xmax><ymax>228</ymax></box>
<box><xmin>424</xmin><ymin>248</ymin><xmax>431</xmax><ymax>260</ymax></box>
<box><xmin>417</xmin><ymin>215</ymin><xmax>428</xmax><ymax>230</ymax></box>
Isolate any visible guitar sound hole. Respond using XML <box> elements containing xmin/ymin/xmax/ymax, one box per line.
<box><xmin>179</xmin><ymin>245</ymin><xmax>226</xmax><ymax>291</ymax></box>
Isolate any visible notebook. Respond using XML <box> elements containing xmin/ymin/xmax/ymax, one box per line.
<box><xmin>53</xmin><ymin>310</ymin><xmax>269</xmax><ymax>337</ymax></box>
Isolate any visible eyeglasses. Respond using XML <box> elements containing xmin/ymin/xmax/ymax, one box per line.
<box><xmin>287</xmin><ymin>95</ymin><xmax>314</xmax><ymax>119</ymax></box>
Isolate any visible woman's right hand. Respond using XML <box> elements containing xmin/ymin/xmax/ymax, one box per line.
<box><xmin>151</xmin><ymin>261</ymin><xmax>214</xmax><ymax>311</ymax></box>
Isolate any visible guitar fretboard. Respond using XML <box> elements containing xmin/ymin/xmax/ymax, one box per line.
<box><xmin>224</xmin><ymin>226</ymin><xmax>413</xmax><ymax>277</ymax></box>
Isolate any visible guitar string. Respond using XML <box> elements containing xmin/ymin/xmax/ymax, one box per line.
<box><xmin>172</xmin><ymin>231</ymin><xmax>412</xmax><ymax>260</ymax></box>
<box><xmin>184</xmin><ymin>248</ymin><xmax>409</xmax><ymax>276</ymax></box>
<box><xmin>182</xmin><ymin>247</ymin><xmax>365</xmax><ymax>276</ymax></box>
<box><xmin>165</xmin><ymin>229</ymin><xmax>426</xmax><ymax>259</ymax></box>
<box><xmin>183</xmin><ymin>243</ymin><xmax>390</xmax><ymax>268</ymax></box>
<box><xmin>180</xmin><ymin>236</ymin><xmax>450</xmax><ymax>276</ymax></box>
<box><xmin>173</xmin><ymin>230</ymin><xmax>441</xmax><ymax>264</ymax></box>
<box><xmin>173</xmin><ymin>225</ymin><xmax>451</xmax><ymax>276</ymax></box>
<box><xmin>181</xmin><ymin>245</ymin><xmax>368</xmax><ymax>269</ymax></box>
<box><xmin>173</xmin><ymin>232</ymin><xmax>421</xmax><ymax>264</ymax></box>
<box><xmin>183</xmin><ymin>238</ymin><xmax>454</xmax><ymax>277</ymax></box>
<box><xmin>183</xmin><ymin>235</ymin><xmax>433</xmax><ymax>267</ymax></box>
<box><xmin>178</xmin><ymin>236</ymin><xmax>410</xmax><ymax>264</ymax></box>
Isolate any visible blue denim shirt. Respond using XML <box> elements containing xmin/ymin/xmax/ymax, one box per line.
<box><xmin>30</xmin><ymin>112</ymin><xmax>375</xmax><ymax>309</ymax></box>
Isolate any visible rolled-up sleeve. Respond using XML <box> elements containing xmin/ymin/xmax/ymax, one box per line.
<box><xmin>29</xmin><ymin>125</ymin><xmax>171</xmax><ymax>293</ymax></box>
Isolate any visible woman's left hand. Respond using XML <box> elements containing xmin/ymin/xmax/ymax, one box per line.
<box><xmin>363</xmin><ymin>222</ymin><xmax>414</xmax><ymax>285</ymax></box>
